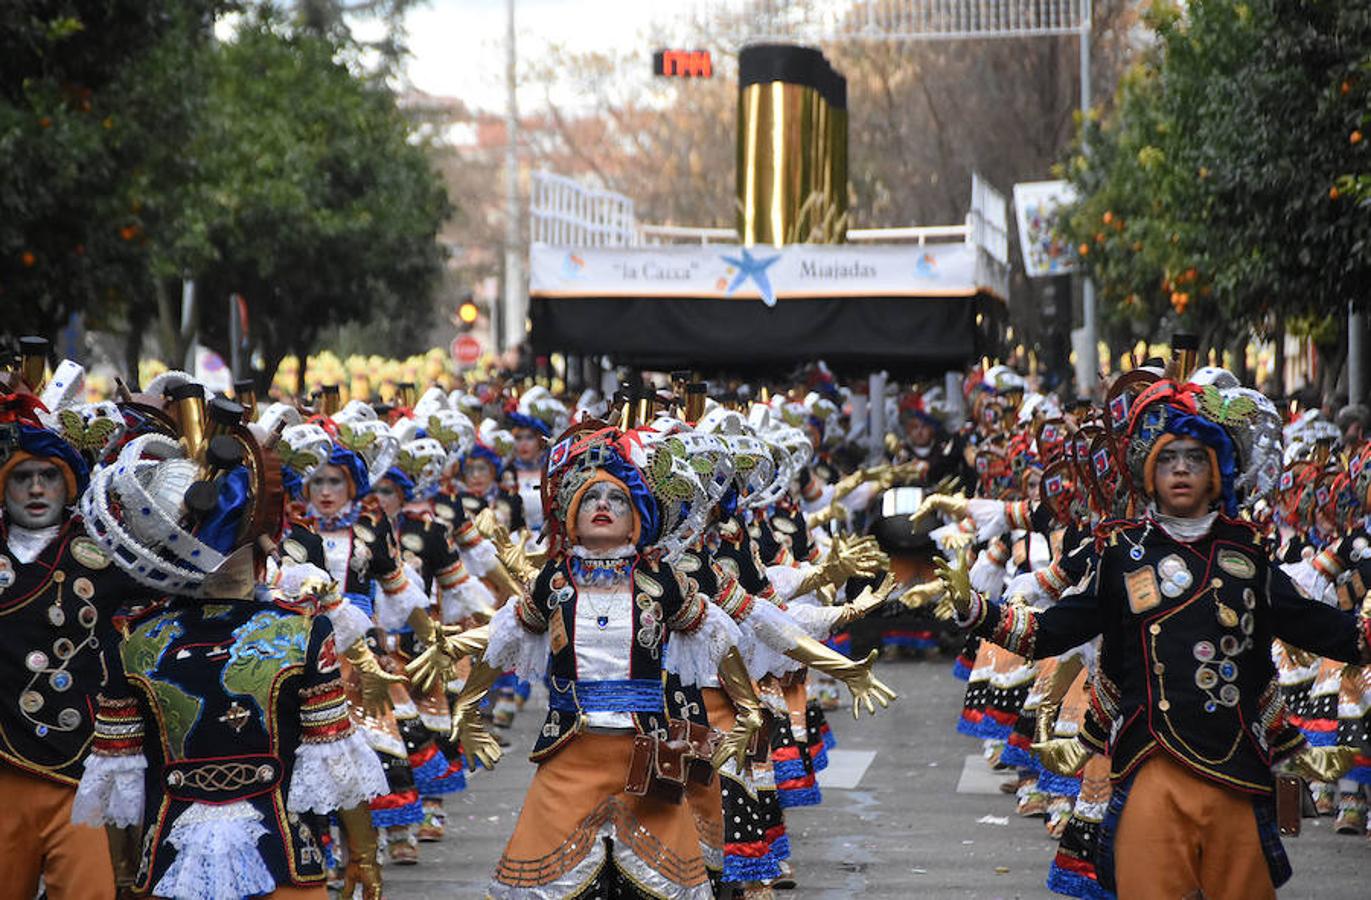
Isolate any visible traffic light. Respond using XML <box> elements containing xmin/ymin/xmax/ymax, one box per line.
<box><xmin>457</xmin><ymin>296</ymin><xmax>478</xmax><ymax>331</ymax></box>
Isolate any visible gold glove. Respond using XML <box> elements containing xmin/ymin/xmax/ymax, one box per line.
<box><xmin>794</xmin><ymin>534</ymin><xmax>888</xmax><ymax>598</ymax></box>
<box><xmin>805</xmin><ymin>502</ymin><xmax>849</xmax><ymax>531</ymax></box>
<box><xmin>475</xmin><ymin>507</ymin><xmax>539</xmax><ymax>597</ymax></box>
<box><xmin>931</xmin><ymin>475</ymin><xmax>961</xmax><ymax>495</ymax></box>
<box><xmin>105</xmin><ymin>824</ymin><xmax>140</xmax><ymax>895</ymax></box>
<box><xmin>836</xmin><ymin>573</ymin><xmax>902</xmax><ymax>627</ymax></box>
<box><xmin>406</xmin><ymin>622</ymin><xmax>491</xmax><ymax>692</ymax></box>
<box><xmin>1030</xmin><ymin>737</ymin><xmax>1091</xmax><ymax>777</ymax></box>
<box><xmin>337</xmin><ymin>804</ymin><xmax>383</xmax><ymax>900</ymax></box>
<box><xmin>831</xmin><ymin>468</ymin><xmax>866</xmax><ymax>502</ymax></box>
<box><xmin>933</xmin><ymin>547</ymin><xmax>974</xmax><ymax>619</ymax></box>
<box><xmin>910</xmin><ymin>492</ymin><xmax>969</xmax><ymax>526</ymax></box>
<box><xmin>1291</xmin><ymin>744</ymin><xmax>1357</xmax><ymax>783</ymax></box>
<box><xmin>785</xmin><ymin>635</ymin><xmax>897</xmax><ymax>720</ymax></box>
<box><xmin>713</xmin><ymin>648</ymin><xmax>766</xmax><ymax>772</ymax></box>
<box><xmin>343</xmin><ymin>638</ymin><xmax>407</xmax><ymax>720</ymax></box>
<box><xmin>449</xmin><ymin>659</ymin><xmax>504</xmax><ymax>769</ymax></box>
<box><xmin>403</xmin><ymin>606</ymin><xmax>457</xmax><ymax>694</ymax></box>
<box><xmin>1032</xmin><ymin>656</ymin><xmax>1085</xmax><ymax>743</ymax></box>
<box><xmin>897</xmin><ymin>578</ymin><xmax>944</xmax><ymax>611</ymax></box>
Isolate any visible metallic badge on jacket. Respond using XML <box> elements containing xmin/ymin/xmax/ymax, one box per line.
<box><xmin>1156</xmin><ymin>554</ymin><xmax>1193</xmax><ymax>599</ymax></box>
<box><xmin>1216</xmin><ymin>549</ymin><xmax>1256</xmax><ymax>579</ymax></box>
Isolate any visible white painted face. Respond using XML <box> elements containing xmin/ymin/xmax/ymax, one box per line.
<box><xmin>575</xmin><ymin>481</ymin><xmax>634</xmax><ymax>550</ymax></box>
<box><xmin>4</xmin><ymin>458</ymin><xmax>68</xmax><ymax>529</ymax></box>
<box><xmin>308</xmin><ymin>464</ymin><xmax>350</xmax><ymax>517</ymax></box>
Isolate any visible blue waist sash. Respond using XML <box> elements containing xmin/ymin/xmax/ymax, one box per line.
<box><xmin>547</xmin><ymin>678</ymin><xmax>663</xmax><ymax>714</ymax></box>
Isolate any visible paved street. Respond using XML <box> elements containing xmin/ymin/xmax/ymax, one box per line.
<box><xmin>389</xmin><ymin>657</ymin><xmax>1369</xmax><ymax>898</ymax></box>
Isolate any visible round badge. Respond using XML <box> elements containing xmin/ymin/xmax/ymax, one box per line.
<box><xmin>401</xmin><ymin>533</ymin><xmax>425</xmax><ymax>553</ymax></box>
<box><xmin>1242</xmin><ymin>588</ymin><xmax>1256</xmax><ymax>610</ymax></box>
<box><xmin>1218</xmin><ymin>659</ymin><xmax>1239</xmax><ymax>682</ymax></box>
<box><xmin>47</xmin><ymin>606</ymin><xmax>66</xmax><ymax>627</ymax></box>
<box><xmin>435</xmin><ymin>504</ymin><xmax>455</xmax><ymax>521</ymax></box>
<box><xmin>1219</xmin><ymin>684</ymin><xmax>1240</xmax><ymax>706</ymax></box>
<box><xmin>72</xmin><ymin>577</ymin><xmax>94</xmax><ymax>600</ymax></box>
<box><xmin>1204</xmin><ymin>700</ymin><xmax>1218</xmax><ymax>713</ymax></box>
<box><xmin>25</xmin><ymin>651</ymin><xmax>49</xmax><ymax>672</ymax></box>
<box><xmin>1161</xmin><ymin>580</ymin><xmax>1184</xmax><ymax>598</ymax></box>
<box><xmin>1172</xmin><ymin>570</ymin><xmax>1193</xmax><ymax>591</ymax></box>
<box><xmin>1158</xmin><ymin>555</ymin><xmax>1186</xmax><ymax>580</ymax></box>
<box><xmin>0</xmin><ymin>556</ymin><xmax>14</xmax><ymax>591</ymax></box>
<box><xmin>1130</xmin><ymin>546</ymin><xmax>1145</xmax><ymax>561</ymax></box>
<box><xmin>353</xmin><ymin>524</ymin><xmax>375</xmax><ymax>544</ymax></box>
<box><xmin>1193</xmin><ymin>641</ymin><xmax>1217</xmax><ymax>662</ymax></box>
<box><xmin>50</xmin><ymin>670</ymin><xmax>73</xmax><ymax>692</ymax></box>
<box><xmin>69</xmin><ymin>537</ymin><xmax>111</xmax><ymax>570</ymax></box>
<box><xmin>282</xmin><ymin>539</ymin><xmax>308</xmax><ymax>564</ymax></box>
<box><xmin>78</xmin><ymin>606</ymin><xmax>97</xmax><ymax>628</ymax></box>
<box><xmin>51</xmin><ymin>569</ymin><xmax>65</xmax><ymax>584</ymax></box>
<box><xmin>1240</xmin><ymin>612</ymin><xmax>1255</xmax><ymax>635</ymax></box>
<box><xmin>1220</xmin><ymin>636</ymin><xmax>1241</xmax><ymax>656</ymax></box>
<box><xmin>57</xmin><ymin>708</ymin><xmax>81</xmax><ymax>729</ymax></box>
<box><xmin>1195</xmin><ymin>667</ymin><xmax>1219</xmax><ymax>690</ymax></box>
<box><xmin>52</xmin><ymin>638</ymin><xmax>75</xmax><ymax>660</ymax></box>
<box><xmin>19</xmin><ymin>691</ymin><xmax>44</xmax><ymax>713</ymax></box>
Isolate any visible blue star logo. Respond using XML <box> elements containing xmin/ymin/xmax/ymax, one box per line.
<box><xmin>720</xmin><ymin>248</ymin><xmax>781</xmax><ymax>307</ymax></box>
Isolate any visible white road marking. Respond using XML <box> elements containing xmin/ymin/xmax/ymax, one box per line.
<box><xmin>817</xmin><ymin>749</ymin><xmax>877</xmax><ymax>789</ymax></box>
<box><xmin>955</xmin><ymin>754</ymin><xmax>1019</xmax><ymax>795</ymax></box>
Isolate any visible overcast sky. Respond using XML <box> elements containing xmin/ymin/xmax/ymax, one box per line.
<box><xmin>398</xmin><ymin>0</ymin><xmax>673</xmax><ymax>112</ymax></box>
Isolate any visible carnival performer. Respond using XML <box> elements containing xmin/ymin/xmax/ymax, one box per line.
<box><xmin>0</xmin><ymin>346</ymin><xmax>150</xmax><ymax>900</ymax></box>
<box><xmin>279</xmin><ymin>397</ymin><xmax>439</xmax><ymax>867</ymax></box>
<box><xmin>935</xmin><ymin>361</ymin><xmax>1371</xmax><ymax>900</ymax></box>
<box><xmin>71</xmin><ymin>380</ymin><xmax>389</xmax><ymax>900</ymax></box>
<box><xmin>407</xmin><ymin>422</ymin><xmax>771</xmax><ymax>898</ymax></box>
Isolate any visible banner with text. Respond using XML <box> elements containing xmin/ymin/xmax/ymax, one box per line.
<box><xmin>530</xmin><ymin>242</ymin><xmax>982</xmax><ymax>305</ymax></box>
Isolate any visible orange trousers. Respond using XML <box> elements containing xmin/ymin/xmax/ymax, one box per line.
<box><xmin>1113</xmin><ymin>754</ymin><xmax>1275</xmax><ymax>900</ymax></box>
<box><xmin>0</xmin><ymin>765</ymin><xmax>114</xmax><ymax>900</ymax></box>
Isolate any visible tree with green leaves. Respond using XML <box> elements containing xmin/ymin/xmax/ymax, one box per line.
<box><xmin>1058</xmin><ymin>0</ymin><xmax>1371</xmax><ymax>393</ymax></box>
<box><xmin>191</xmin><ymin>15</ymin><xmax>451</xmax><ymax>391</ymax></box>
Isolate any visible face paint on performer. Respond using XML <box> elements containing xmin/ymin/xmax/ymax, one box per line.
<box><xmin>465</xmin><ymin>458</ymin><xmax>496</xmax><ymax>496</ymax></box>
<box><xmin>373</xmin><ymin>478</ymin><xmax>404</xmax><ymax>519</ymax></box>
<box><xmin>513</xmin><ymin>427</ymin><xmax>541</xmax><ymax>463</ymax></box>
<box><xmin>4</xmin><ymin>458</ymin><xmax>68</xmax><ymax>529</ymax></box>
<box><xmin>1153</xmin><ymin>437</ymin><xmax>1214</xmax><ymax>519</ymax></box>
<box><xmin>574</xmin><ymin>481</ymin><xmax>634</xmax><ymax>552</ymax></box>
<box><xmin>308</xmin><ymin>464</ymin><xmax>351</xmax><ymax>518</ymax></box>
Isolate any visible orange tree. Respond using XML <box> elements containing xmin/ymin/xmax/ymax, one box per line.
<box><xmin>1059</xmin><ymin>0</ymin><xmax>1371</xmax><ymax>385</ymax></box>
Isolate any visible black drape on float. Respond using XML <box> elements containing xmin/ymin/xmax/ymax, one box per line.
<box><xmin>529</xmin><ymin>294</ymin><xmax>1000</xmax><ymax>377</ymax></box>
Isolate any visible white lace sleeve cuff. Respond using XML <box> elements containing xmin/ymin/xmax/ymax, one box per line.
<box><xmin>737</xmin><ymin>598</ymin><xmax>805</xmax><ymax>678</ymax></box>
<box><xmin>440</xmin><ymin>576</ymin><xmax>496</xmax><ymax>624</ymax></box>
<box><xmin>1003</xmin><ymin>571</ymin><xmax>1048</xmax><ymax>609</ymax></box>
<box><xmin>374</xmin><ymin>564</ymin><xmax>430</xmax><ymax>631</ymax></box>
<box><xmin>287</xmin><ymin>730</ymin><xmax>389</xmax><ymax>813</ymax></box>
<box><xmin>460</xmin><ymin>540</ymin><xmax>499</xmax><ymax>577</ymax></box>
<box><xmin>765</xmin><ymin>564</ymin><xmax>808</xmax><ymax>603</ymax></box>
<box><xmin>72</xmin><ymin>752</ymin><xmax>146</xmax><ymax>828</ymax></box>
<box><xmin>324</xmin><ymin>601</ymin><xmax>374</xmax><ymax>649</ymax></box>
<box><xmin>664</xmin><ymin>603</ymin><xmax>741</xmax><ymax>686</ymax></box>
<box><xmin>968</xmin><ymin>498</ymin><xmax>1010</xmax><ymax>542</ymax></box>
<box><xmin>970</xmin><ymin>550</ymin><xmax>1007</xmax><ymax>600</ymax></box>
<box><xmin>784</xmin><ymin>602</ymin><xmax>846</xmax><ymax>641</ymax></box>
<box><xmin>1279</xmin><ymin>560</ymin><xmax>1335</xmax><ymax>606</ymax></box>
<box><xmin>484</xmin><ymin>601</ymin><xmax>549</xmax><ymax>681</ymax></box>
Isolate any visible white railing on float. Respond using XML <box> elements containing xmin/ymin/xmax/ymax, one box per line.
<box><xmin>529</xmin><ymin>170</ymin><xmax>640</xmax><ymax>247</ymax></box>
<box><xmin>742</xmin><ymin>0</ymin><xmax>1091</xmax><ymax>43</ymax></box>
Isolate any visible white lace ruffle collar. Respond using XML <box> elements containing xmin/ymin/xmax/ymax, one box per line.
<box><xmin>569</xmin><ymin>543</ymin><xmax>637</xmax><ymax>560</ymax></box>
